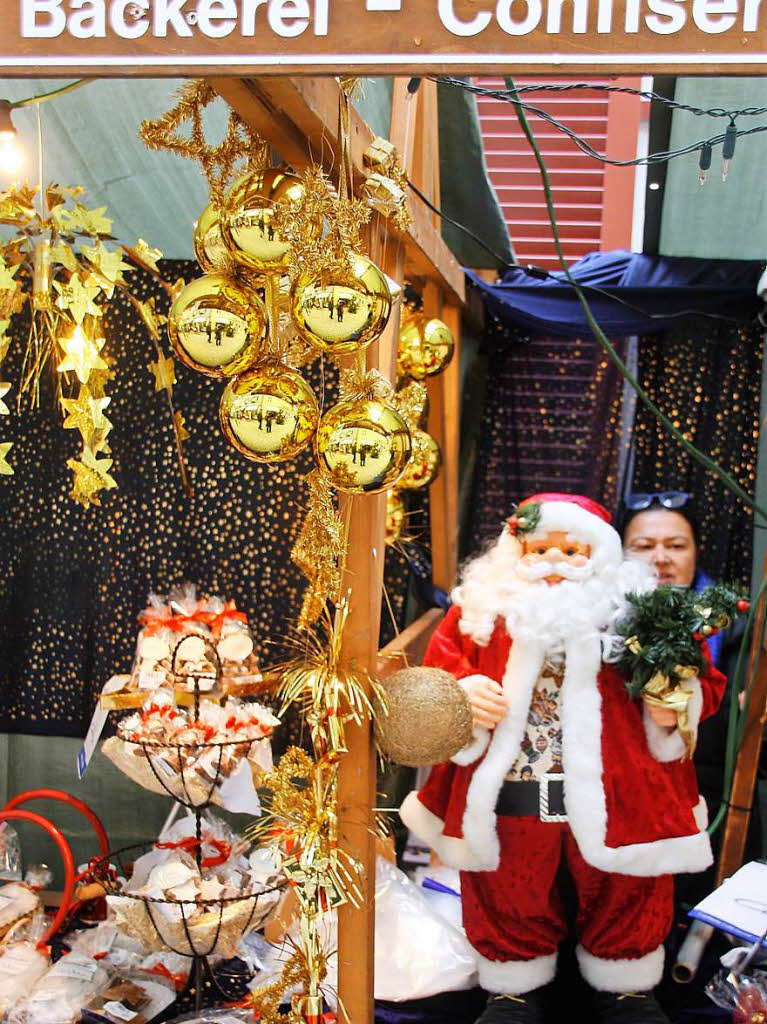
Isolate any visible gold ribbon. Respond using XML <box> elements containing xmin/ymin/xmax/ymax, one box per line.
<box><xmin>642</xmin><ymin>665</ymin><xmax>698</xmax><ymax>759</ymax></box>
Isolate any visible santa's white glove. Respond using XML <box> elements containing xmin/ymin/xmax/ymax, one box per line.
<box><xmin>460</xmin><ymin>674</ymin><xmax>508</xmax><ymax>731</ymax></box>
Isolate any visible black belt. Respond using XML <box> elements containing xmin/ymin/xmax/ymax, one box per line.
<box><xmin>495</xmin><ymin>775</ymin><xmax>567</xmax><ymax>821</ymax></box>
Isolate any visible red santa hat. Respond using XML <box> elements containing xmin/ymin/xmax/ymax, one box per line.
<box><xmin>506</xmin><ymin>492</ymin><xmax>622</xmax><ymax>570</ymax></box>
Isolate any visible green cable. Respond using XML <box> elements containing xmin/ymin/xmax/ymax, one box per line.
<box><xmin>10</xmin><ymin>80</ymin><xmax>89</xmax><ymax>109</ymax></box>
<box><xmin>506</xmin><ymin>74</ymin><xmax>766</xmax><ymax>837</ymax></box>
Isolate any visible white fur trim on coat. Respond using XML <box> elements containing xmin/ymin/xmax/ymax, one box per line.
<box><xmin>477</xmin><ymin>951</ymin><xmax>558</xmax><ymax>994</ymax></box>
<box><xmin>451</xmin><ymin>676</ymin><xmax>493</xmax><ymax>765</ymax></box>
<box><xmin>461</xmin><ymin>638</ymin><xmax>547</xmax><ymax>870</ymax></box>
<box><xmin>560</xmin><ymin>636</ymin><xmax>713</xmax><ymax>877</ymax></box>
<box><xmin>399</xmin><ymin>791</ymin><xmax>485</xmax><ymax>870</ymax></box>
<box><xmin>642</xmin><ymin>678</ymin><xmax>703</xmax><ymax>763</ymax></box>
<box><xmin>576</xmin><ymin>943</ymin><xmax>665</xmax><ymax>992</ymax></box>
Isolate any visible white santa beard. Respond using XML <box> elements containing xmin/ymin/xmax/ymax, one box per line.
<box><xmin>454</xmin><ymin>545</ymin><xmax>653</xmax><ymax>650</ymax></box>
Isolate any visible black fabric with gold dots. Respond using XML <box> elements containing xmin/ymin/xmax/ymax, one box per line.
<box><xmin>0</xmin><ymin>260</ymin><xmax>410</xmax><ymax>738</ymax></box>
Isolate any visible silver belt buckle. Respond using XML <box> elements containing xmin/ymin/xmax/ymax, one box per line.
<box><xmin>539</xmin><ymin>772</ymin><xmax>567</xmax><ymax>823</ymax></box>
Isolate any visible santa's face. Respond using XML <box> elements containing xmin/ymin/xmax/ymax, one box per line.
<box><xmin>518</xmin><ymin>530</ymin><xmax>592</xmax><ymax>585</ymax></box>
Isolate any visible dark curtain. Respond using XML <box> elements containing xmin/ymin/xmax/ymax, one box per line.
<box><xmin>0</xmin><ymin>260</ymin><xmax>410</xmax><ymax>738</ymax></box>
<box><xmin>630</xmin><ymin>320</ymin><xmax>762</xmax><ymax>587</ymax></box>
<box><xmin>468</xmin><ymin>319</ymin><xmax>628</xmax><ymax>553</ymax></box>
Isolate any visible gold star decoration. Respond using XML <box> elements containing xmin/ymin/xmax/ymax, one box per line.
<box><xmin>0</xmin><ymin>321</ymin><xmax>10</xmax><ymax>364</ymax></box>
<box><xmin>174</xmin><ymin>410</ymin><xmax>190</xmax><ymax>441</ymax></box>
<box><xmin>61</xmin><ymin>388</ymin><xmax>112</xmax><ymax>449</ymax></box>
<box><xmin>51</xmin><ymin>242</ymin><xmax>78</xmax><ymax>272</ymax></box>
<box><xmin>57</xmin><ymin>328</ymin><xmax>108</xmax><ymax>384</ymax></box>
<box><xmin>0</xmin><ymin>441</ymin><xmax>13</xmax><ymax>475</ymax></box>
<box><xmin>54</xmin><ymin>276</ymin><xmax>103</xmax><ymax>324</ymax></box>
<box><xmin>0</xmin><ymin>257</ymin><xmax>19</xmax><ymax>292</ymax></box>
<box><xmin>149</xmin><ymin>355</ymin><xmax>176</xmax><ymax>391</ymax></box>
<box><xmin>0</xmin><ymin>382</ymin><xmax>9</xmax><ymax>416</ymax></box>
<box><xmin>123</xmin><ymin>239</ymin><xmax>163</xmax><ymax>276</ymax></box>
<box><xmin>68</xmin><ymin>447</ymin><xmax>117</xmax><ymax>507</ymax></box>
<box><xmin>55</xmin><ymin>203</ymin><xmax>113</xmax><ymax>237</ymax></box>
<box><xmin>81</xmin><ymin>242</ymin><xmax>132</xmax><ymax>296</ymax></box>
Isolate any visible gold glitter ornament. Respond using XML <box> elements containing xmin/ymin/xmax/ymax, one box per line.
<box><xmin>315</xmin><ymin>398</ymin><xmax>411</xmax><ymax>494</ymax></box>
<box><xmin>291</xmin><ymin>253</ymin><xmax>392</xmax><ymax>355</ymax></box>
<box><xmin>385</xmin><ymin>490</ymin><xmax>405</xmax><ymax>545</ymax></box>
<box><xmin>168</xmin><ymin>273</ymin><xmax>266</xmax><ymax>378</ymax></box>
<box><xmin>398</xmin><ymin>430</ymin><xmax>441</xmax><ymax>489</ymax></box>
<box><xmin>220</xmin><ymin>362</ymin><xmax>318</xmax><ymax>463</ymax></box>
<box><xmin>221</xmin><ymin>168</ymin><xmax>315</xmax><ymax>274</ymax></box>
<box><xmin>398</xmin><ymin>311</ymin><xmax>455</xmax><ymax>380</ymax></box>
<box><xmin>193</xmin><ymin>203</ymin><xmax>230</xmax><ymax>273</ymax></box>
<box><xmin>375</xmin><ymin>667</ymin><xmax>473</xmax><ymax>766</ymax></box>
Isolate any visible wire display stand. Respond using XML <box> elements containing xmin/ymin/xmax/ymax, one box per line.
<box><xmin>93</xmin><ymin>635</ymin><xmax>283</xmax><ymax>1014</ymax></box>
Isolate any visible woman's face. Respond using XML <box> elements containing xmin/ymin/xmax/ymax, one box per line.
<box><xmin>623</xmin><ymin>508</ymin><xmax>697</xmax><ymax>586</ymax></box>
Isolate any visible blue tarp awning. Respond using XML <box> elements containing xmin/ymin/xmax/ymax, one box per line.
<box><xmin>465</xmin><ymin>250</ymin><xmax>765</xmax><ymax>339</ymax></box>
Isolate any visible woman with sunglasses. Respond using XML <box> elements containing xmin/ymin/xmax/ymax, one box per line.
<box><xmin>621</xmin><ymin>491</ymin><xmax>760</xmax><ymax>989</ymax></box>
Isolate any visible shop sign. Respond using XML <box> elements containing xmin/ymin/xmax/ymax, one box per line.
<box><xmin>2</xmin><ymin>0</ymin><xmax>766</xmax><ymax>74</ymax></box>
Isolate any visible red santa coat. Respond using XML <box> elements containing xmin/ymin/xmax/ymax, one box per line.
<box><xmin>401</xmin><ymin>604</ymin><xmax>726</xmax><ymax>878</ymax></box>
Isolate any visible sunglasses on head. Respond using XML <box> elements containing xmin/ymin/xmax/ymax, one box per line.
<box><xmin>624</xmin><ymin>491</ymin><xmax>690</xmax><ymax>511</ymax></box>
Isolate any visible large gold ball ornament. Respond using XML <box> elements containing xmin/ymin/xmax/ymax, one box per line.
<box><xmin>220</xmin><ymin>363</ymin><xmax>319</xmax><ymax>463</ymax></box>
<box><xmin>315</xmin><ymin>399</ymin><xmax>411</xmax><ymax>494</ymax></box>
<box><xmin>291</xmin><ymin>254</ymin><xmax>392</xmax><ymax>355</ymax></box>
<box><xmin>193</xmin><ymin>204</ymin><xmax>230</xmax><ymax>273</ymax></box>
<box><xmin>221</xmin><ymin>168</ymin><xmax>315</xmax><ymax>274</ymax></box>
<box><xmin>168</xmin><ymin>274</ymin><xmax>266</xmax><ymax>378</ymax></box>
<box><xmin>375</xmin><ymin>667</ymin><xmax>474</xmax><ymax>766</ymax></box>
<box><xmin>398</xmin><ymin>430</ymin><xmax>441</xmax><ymax>490</ymax></box>
<box><xmin>397</xmin><ymin>313</ymin><xmax>455</xmax><ymax>380</ymax></box>
<box><xmin>385</xmin><ymin>490</ymin><xmax>405</xmax><ymax>545</ymax></box>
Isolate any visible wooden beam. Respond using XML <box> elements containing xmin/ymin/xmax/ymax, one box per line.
<box><xmin>427</xmin><ymin>293</ymin><xmax>461</xmax><ymax>592</ymax></box>
<box><xmin>336</xmin><ymin>222</ymin><xmax>405</xmax><ymax>1024</ymax></box>
<box><xmin>377</xmin><ymin>608</ymin><xmax>444</xmax><ymax>679</ymax></box>
<box><xmin>211</xmin><ymin>75</ymin><xmax>465</xmax><ymax>306</ymax></box>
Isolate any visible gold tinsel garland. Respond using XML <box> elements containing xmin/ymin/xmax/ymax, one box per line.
<box><xmin>291</xmin><ymin>471</ymin><xmax>346</xmax><ymax>631</ymax></box>
<box><xmin>139</xmin><ymin>80</ymin><xmax>269</xmax><ymax>207</ymax></box>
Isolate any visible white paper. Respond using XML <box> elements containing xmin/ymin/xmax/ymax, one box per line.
<box><xmin>78</xmin><ymin>675</ymin><xmax>129</xmax><ymax>778</ymax></box>
<box><xmin>690</xmin><ymin>860</ymin><xmax>767</xmax><ymax>946</ymax></box>
<box><xmin>101</xmin><ymin>1002</ymin><xmax>137</xmax><ymax>1022</ymax></box>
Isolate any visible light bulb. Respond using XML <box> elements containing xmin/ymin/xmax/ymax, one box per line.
<box><xmin>0</xmin><ymin>138</ymin><xmax>23</xmax><ymax>176</ymax></box>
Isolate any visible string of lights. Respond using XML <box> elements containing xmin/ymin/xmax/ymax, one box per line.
<box><xmin>432</xmin><ymin>75</ymin><xmax>767</xmax><ymax>180</ymax></box>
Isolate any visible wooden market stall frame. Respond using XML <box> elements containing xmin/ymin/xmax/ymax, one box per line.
<box><xmin>211</xmin><ymin>75</ymin><xmax>465</xmax><ymax>1024</ymax></box>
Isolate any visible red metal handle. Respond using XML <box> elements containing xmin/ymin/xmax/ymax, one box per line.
<box><xmin>0</xmin><ymin>809</ymin><xmax>75</xmax><ymax>948</ymax></box>
<box><xmin>4</xmin><ymin>789</ymin><xmax>109</xmax><ymax>860</ymax></box>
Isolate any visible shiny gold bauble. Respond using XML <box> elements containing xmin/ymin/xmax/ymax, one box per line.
<box><xmin>291</xmin><ymin>254</ymin><xmax>392</xmax><ymax>354</ymax></box>
<box><xmin>193</xmin><ymin>204</ymin><xmax>230</xmax><ymax>273</ymax></box>
<box><xmin>385</xmin><ymin>490</ymin><xmax>405</xmax><ymax>545</ymax></box>
<box><xmin>315</xmin><ymin>399</ymin><xmax>411</xmax><ymax>494</ymax></box>
<box><xmin>375</xmin><ymin>667</ymin><xmax>474</xmax><ymax>766</ymax></box>
<box><xmin>220</xmin><ymin>363</ymin><xmax>318</xmax><ymax>463</ymax></box>
<box><xmin>221</xmin><ymin>168</ymin><xmax>315</xmax><ymax>274</ymax></box>
<box><xmin>398</xmin><ymin>430</ymin><xmax>441</xmax><ymax>490</ymax></box>
<box><xmin>168</xmin><ymin>274</ymin><xmax>266</xmax><ymax>378</ymax></box>
<box><xmin>397</xmin><ymin>312</ymin><xmax>455</xmax><ymax>380</ymax></box>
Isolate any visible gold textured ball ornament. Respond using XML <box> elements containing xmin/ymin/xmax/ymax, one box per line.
<box><xmin>168</xmin><ymin>274</ymin><xmax>267</xmax><ymax>378</ymax></box>
<box><xmin>220</xmin><ymin>363</ymin><xmax>319</xmax><ymax>463</ymax></box>
<box><xmin>193</xmin><ymin>204</ymin><xmax>230</xmax><ymax>273</ymax></box>
<box><xmin>385</xmin><ymin>490</ymin><xmax>405</xmax><ymax>545</ymax></box>
<box><xmin>398</xmin><ymin>430</ymin><xmax>441</xmax><ymax>490</ymax></box>
<box><xmin>315</xmin><ymin>398</ymin><xmax>411</xmax><ymax>494</ymax></box>
<box><xmin>221</xmin><ymin>168</ymin><xmax>315</xmax><ymax>274</ymax></box>
<box><xmin>291</xmin><ymin>254</ymin><xmax>392</xmax><ymax>354</ymax></box>
<box><xmin>397</xmin><ymin>312</ymin><xmax>455</xmax><ymax>380</ymax></box>
<box><xmin>375</xmin><ymin>667</ymin><xmax>474</xmax><ymax>766</ymax></box>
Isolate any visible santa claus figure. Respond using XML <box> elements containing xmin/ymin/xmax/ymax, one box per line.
<box><xmin>400</xmin><ymin>493</ymin><xmax>725</xmax><ymax>1024</ymax></box>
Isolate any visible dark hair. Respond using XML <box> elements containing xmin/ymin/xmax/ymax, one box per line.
<box><xmin>619</xmin><ymin>495</ymin><xmax>700</xmax><ymax>546</ymax></box>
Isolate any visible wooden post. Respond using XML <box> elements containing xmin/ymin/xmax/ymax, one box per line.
<box><xmin>336</xmin><ymin>219</ymin><xmax>405</xmax><ymax>1024</ymax></box>
<box><xmin>715</xmin><ymin>561</ymin><xmax>767</xmax><ymax>884</ymax></box>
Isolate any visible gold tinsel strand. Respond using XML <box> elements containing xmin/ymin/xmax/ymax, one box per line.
<box><xmin>291</xmin><ymin>470</ymin><xmax>345</xmax><ymax>629</ymax></box>
<box><xmin>392</xmin><ymin>380</ymin><xmax>428</xmax><ymax>432</ymax></box>
<box><xmin>139</xmin><ymin>80</ymin><xmax>269</xmax><ymax>207</ymax></box>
